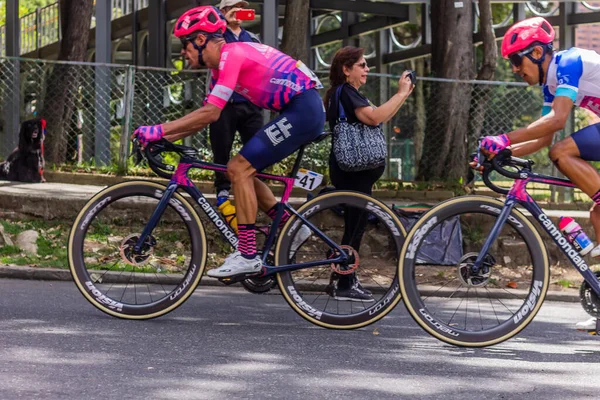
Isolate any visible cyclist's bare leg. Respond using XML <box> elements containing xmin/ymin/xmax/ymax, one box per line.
<box><xmin>254</xmin><ymin>178</ymin><xmax>277</xmax><ymax>212</ymax></box>
<box><xmin>549</xmin><ymin>137</ymin><xmax>600</xmax><ymax>241</ymax></box>
<box><xmin>227</xmin><ymin>154</ymin><xmax>258</xmax><ymax>224</ymax></box>
<box><xmin>591</xmin><ymin>204</ymin><xmax>600</xmax><ymax>243</ymax></box>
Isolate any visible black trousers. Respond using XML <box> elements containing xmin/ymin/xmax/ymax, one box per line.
<box><xmin>209</xmin><ymin>101</ymin><xmax>263</xmax><ymax>193</ymax></box>
<box><xmin>329</xmin><ymin>157</ymin><xmax>385</xmax><ymax>289</ymax></box>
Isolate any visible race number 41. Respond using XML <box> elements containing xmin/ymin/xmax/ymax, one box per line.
<box><xmin>294</xmin><ymin>168</ymin><xmax>323</xmax><ymax>191</ymax></box>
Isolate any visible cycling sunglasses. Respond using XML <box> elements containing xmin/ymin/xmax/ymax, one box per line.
<box><xmin>508</xmin><ymin>47</ymin><xmax>535</xmax><ymax>67</ymax></box>
<box><xmin>180</xmin><ymin>33</ymin><xmax>222</xmax><ymax>50</ymax></box>
<box><xmin>180</xmin><ymin>36</ymin><xmax>195</xmax><ymax>48</ymax></box>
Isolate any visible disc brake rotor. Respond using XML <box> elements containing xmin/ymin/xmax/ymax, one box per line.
<box><xmin>329</xmin><ymin>245</ymin><xmax>359</xmax><ymax>275</ymax></box>
<box><xmin>119</xmin><ymin>234</ymin><xmax>156</xmax><ymax>266</ymax></box>
<box><xmin>457</xmin><ymin>252</ymin><xmax>496</xmax><ymax>287</ymax></box>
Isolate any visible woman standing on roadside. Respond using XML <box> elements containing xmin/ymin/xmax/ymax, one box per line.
<box><xmin>324</xmin><ymin>46</ymin><xmax>414</xmax><ymax>301</ymax></box>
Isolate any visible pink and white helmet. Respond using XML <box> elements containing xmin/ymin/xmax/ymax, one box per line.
<box><xmin>174</xmin><ymin>6</ymin><xmax>227</xmax><ymax>38</ymax></box>
<box><xmin>501</xmin><ymin>17</ymin><xmax>555</xmax><ymax>58</ymax></box>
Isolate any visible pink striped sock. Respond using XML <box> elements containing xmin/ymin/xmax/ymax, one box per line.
<box><xmin>237</xmin><ymin>224</ymin><xmax>257</xmax><ymax>259</ymax></box>
<box><xmin>593</xmin><ymin>190</ymin><xmax>600</xmax><ymax>205</ymax></box>
<box><xmin>267</xmin><ymin>204</ymin><xmax>290</xmax><ymax>228</ymax></box>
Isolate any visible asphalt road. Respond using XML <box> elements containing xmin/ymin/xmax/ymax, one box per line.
<box><xmin>1</xmin><ymin>279</ymin><xmax>599</xmax><ymax>400</ymax></box>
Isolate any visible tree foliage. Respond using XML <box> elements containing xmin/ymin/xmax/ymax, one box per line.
<box><xmin>0</xmin><ymin>0</ymin><xmax>55</xmax><ymax>25</ymax></box>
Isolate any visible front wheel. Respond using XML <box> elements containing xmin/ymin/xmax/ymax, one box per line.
<box><xmin>276</xmin><ymin>191</ymin><xmax>405</xmax><ymax>329</ymax></box>
<box><xmin>399</xmin><ymin>196</ymin><xmax>550</xmax><ymax>347</ymax></box>
<box><xmin>68</xmin><ymin>181</ymin><xmax>207</xmax><ymax>319</ymax></box>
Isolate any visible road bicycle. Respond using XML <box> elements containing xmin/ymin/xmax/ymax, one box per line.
<box><xmin>397</xmin><ymin>148</ymin><xmax>600</xmax><ymax>347</ymax></box>
<box><xmin>68</xmin><ymin>135</ymin><xmax>406</xmax><ymax>329</ymax></box>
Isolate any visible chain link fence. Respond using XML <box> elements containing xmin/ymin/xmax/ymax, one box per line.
<box><xmin>0</xmin><ymin>57</ymin><xmax>210</xmax><ymax>175</ymax></box>
<box><xmin>2</xmin><ymin>57</ymin><xmax>578</xmax><ymax>185</ymax></box>
<box><xmin>315</xmin><ymin>71</ymin><xmax>555</xmax><ymax>181</ymax></box>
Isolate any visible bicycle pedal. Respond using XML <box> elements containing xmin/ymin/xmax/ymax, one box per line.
<box><xmin>218</xmin><ymin>272</ymin><xmax>262</xmax><ymax>285</ymax></box>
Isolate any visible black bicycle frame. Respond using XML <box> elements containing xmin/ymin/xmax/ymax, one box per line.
<box><xmin>133</xmin><ymin>155</ymin><xmax>349</xmax><ymax>276</ymax></box>
<box><xmin>474</xmin><ymin>169</ymin><xmax>600</xmax><ymax>297</ymax></box>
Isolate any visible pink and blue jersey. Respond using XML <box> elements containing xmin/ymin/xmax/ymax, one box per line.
<box><xmin>542</xmin><ymin>47</ymin><xmax>600</xmax><ymax>116</ymax></box>
<box><xmin>205</xmin><ymin>42</ymin><xmax>323</xmax><ymax>112</ymax></box>
<box><xmin>544</xmin><ymin>47</ymin><xmax>600</xmax><ymax>162</ymax></box>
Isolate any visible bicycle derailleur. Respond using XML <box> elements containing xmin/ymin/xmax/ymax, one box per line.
<box><xmin>580</xmin><ymin>270</ymin><xmax>600</xmax><ymax>317</ymax></box>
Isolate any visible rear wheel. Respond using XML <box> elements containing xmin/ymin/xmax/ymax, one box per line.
<box><xmin>276</xmin><ymin>191</ymin><xmax>405</xmax><ymax>329</ymax></box>
<box><xmin>399</xmin><ymin>196</ymin><xmax>550</xmax><ymax>347</ymax></box>
<box><xmin>68</xmin><ymin>181</ymin><xmax>207</xmax><ymax>319</ymax></box>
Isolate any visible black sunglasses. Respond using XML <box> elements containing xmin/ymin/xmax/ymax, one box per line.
<box><xmin>181</xmin><ymin>33</ymin><xmax>221</xmax><ymax>50</ymax></box>
<box><xmin>180</xmin><ymin>36</ymin><xmax>193</xmax><ymax>47</ymax></box>
<box><xmin>355</xmin><ymin>62</ymin><xmax>368</xmax><ymax>69</ymax></box>
<box><xmin>508</xmin><ymin>47</ymin><xmax>535</xmax><ymax>67</ymax></box>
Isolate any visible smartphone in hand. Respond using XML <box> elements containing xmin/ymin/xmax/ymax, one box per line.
<box><xmin>235</xmin><ymin>9</ymin><xmax>255</xmax><ymax>20</ymax></box>
<box><xmin>406</xmin><ymin>70</ymin><xmax>417</xmax><ymax>86</ymax></box>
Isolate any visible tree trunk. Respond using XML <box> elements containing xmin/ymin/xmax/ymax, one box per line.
<box><xmin>413</xmin><ymin>58</ymin><xmax>426</xmax><ymax>169</ymax></box>
<box><xmin>41</xmin><ymin>0</ymin><xmax>94</xmax><ymax>164</ymax></box>
<box><xmin>468</xmin><ymin>0</ymin><xmax>497</xmax><ymax>154</ymax></box>
<box><xmin>417</xmin><ymin>0</ymin><xmax>474</xmax><ymax>181</ymax></box>
<box><xmin>280</xmin><ymin>0</ymin><xmax>310</xmax><ymax>63</ymax></box>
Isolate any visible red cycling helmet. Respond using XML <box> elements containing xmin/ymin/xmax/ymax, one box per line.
<box><xmin>501</xmin><ymin>17</ymin><xmax>555</xmax><ymax>58</ymax></box>
<box><xmin>174</xmin><ymin>6</ymin><xmax>226</xmax><ymax>38</ymax></box>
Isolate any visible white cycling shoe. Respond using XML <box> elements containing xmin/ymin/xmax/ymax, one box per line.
<box><xmin>289</xmin><ymin>224</ymin><xmax>312</xmax><ymax>258</ymax></box>
<box><xmin>208</xmin><ymin>251</ymin><xmax>262</xmax><ymax>278</ymax></box>
<box><xmin>575</xmin><ymin>317</ymin><xmax>597</xmax><ymax>333</ymax></box>
<box><xmin>591</xmin><ymin>244</ymin><xmax>600</xmax><ymax>258</ymax></box>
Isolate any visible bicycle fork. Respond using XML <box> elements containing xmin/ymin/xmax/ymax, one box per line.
<box><xmin>470</xmin><ymin>199</ymin><xmax>517</xmax><ymax>274</ymax></box>
<box><xmin>133</xmin><ymin>183</ymin><xmax>179</xmax><ymax>254</ymax></box>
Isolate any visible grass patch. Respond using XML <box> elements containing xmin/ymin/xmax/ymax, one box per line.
<box><xmin>0</xmin><ymin>245</ymin><xmax>21</xmax><ymax>256</ymax></box>
<box><xmin>556</xmin><ymin>279</ymin><xmax>573</xmax><ymax>289</ymax></box>
<box><xmin>0</xmin><ymin>218</ymin><xmax>70</xmax><ymax>269</ymax></box>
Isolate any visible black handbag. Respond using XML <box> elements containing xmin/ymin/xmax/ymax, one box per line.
<box><xmin>332</xmin><ymin>85</ymin><xmax>387</xmax><ymax>172</ymax></box>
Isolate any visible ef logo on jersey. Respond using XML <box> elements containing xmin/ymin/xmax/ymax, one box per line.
<box><xmin>265</xmin><ymin>117</ymin><xmax>293</xmax><ymax>146</ymax></box>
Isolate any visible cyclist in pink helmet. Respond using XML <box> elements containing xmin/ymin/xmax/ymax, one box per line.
<box><xmin>477</xmin><ymin>16</ymin><xmax>600</xmax><ymax>333</ymax></box>
<box><xmin>133</xmin><ymin>6</ymin><xmax>324</xmax><ymax>279</ymax></box>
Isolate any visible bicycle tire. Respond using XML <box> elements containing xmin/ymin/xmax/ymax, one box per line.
<box><xmin>399</xmin><ymin>196</ymin><xmax>549</xmax><ymax>347</ymax></box>
<box><xmin>276</xmin><ymin>191</ymin><xmax>405</xmax><ymax>329</ymax></box>
<box><xmin>68</xmin><ymin>181</ymin><xmax>207</xmax><ymax>319</ymax></box>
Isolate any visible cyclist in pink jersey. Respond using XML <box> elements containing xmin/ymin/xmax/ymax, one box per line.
<box><xmin>134</xmin><ymin>6</ymin><xmax>323</xmax><ymax>278</ymax></box>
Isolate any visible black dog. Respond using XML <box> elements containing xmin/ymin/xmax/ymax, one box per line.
<box><xmin>0</xmin><ymin>118</ymin><xmax>46</xmax><ymax>183</ymax></box>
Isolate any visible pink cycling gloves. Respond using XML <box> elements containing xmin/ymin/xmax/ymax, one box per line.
<box><xmin>134</xmin><ymin>124</ymin><xmax>164</xmax><ymax>147</ymax></box>
<box><xmin>481</xmin><ymin>134</ymin><xmax>511</xmax><ymax>156</ymax></box>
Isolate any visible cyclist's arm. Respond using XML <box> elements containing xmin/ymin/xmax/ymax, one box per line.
<box><xmin>509</xmin><ymin>136</ymin><xmax>554</xmax><ymax>157</ymax></box>
<box><xmin>162</xmin><ymin>103</ymin><xmax>222</xmax><ymax>142</ymax></box>
<box><xmin>506</xmin><ymin>96</ymin><xmax>573</xmax><ymax>147</ymax></box>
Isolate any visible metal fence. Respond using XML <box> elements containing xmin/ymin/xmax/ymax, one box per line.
<box><xmin>0</xmin><ymin>57</ymin><xmax>209</xmax><ymax>174</ymax></box>
<box><xmin>2</xmin><ymin>57</ymin><xmax>575</xmax><ymax>183</ymax></box>
<box><xmin>0</xmin><ymin>1</ymin><xmax>150</xmax><ymax>58</ymax></box>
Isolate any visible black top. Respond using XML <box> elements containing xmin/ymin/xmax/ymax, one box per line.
<box><xmin>327</xmin><ymin>83</ymin><xmax>372</xmax><ymax>132</ymax></box>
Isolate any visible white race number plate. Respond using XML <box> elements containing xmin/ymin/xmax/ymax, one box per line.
<box><xmin>294</xmin><ymin>168</ymin><xmax>323</xmax><ymax>191</ymax></box>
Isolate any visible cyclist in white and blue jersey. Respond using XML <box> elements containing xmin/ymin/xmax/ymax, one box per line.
<box><xmin>477</xmin><ymin>17</ymin><xmax>600</xmax><ymax>332</ymax></box>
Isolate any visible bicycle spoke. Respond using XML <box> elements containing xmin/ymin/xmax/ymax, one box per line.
<box><xmin>402</xmin><ymin>198</ymin><xmax>548</xmax><ymax>345</ymax></box>
<box><xmin>279</xmin><ymin>193</ymin><xmax>404</xmax><ymax>326</ymax></box>
<box><xmin>71</xmin><ymin>186</ymin><xmax>202</xmax><ymax>318</ymax></box>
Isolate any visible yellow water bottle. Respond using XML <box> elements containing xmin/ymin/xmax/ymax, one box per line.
<box><xmin>218</xmin><ymin>200</ymin><xmax>238</xmax><ymax>232</ymax></box>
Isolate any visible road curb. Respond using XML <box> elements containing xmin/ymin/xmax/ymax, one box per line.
<box><xmin>0</xmin><ymin>265</ymin><xmax>227</xmax><ymax>288</ymax></box>
<box><xmin>0</xmin><ymin>265</ymin><xmax>580</xmax><ymax>302</ymax></box>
